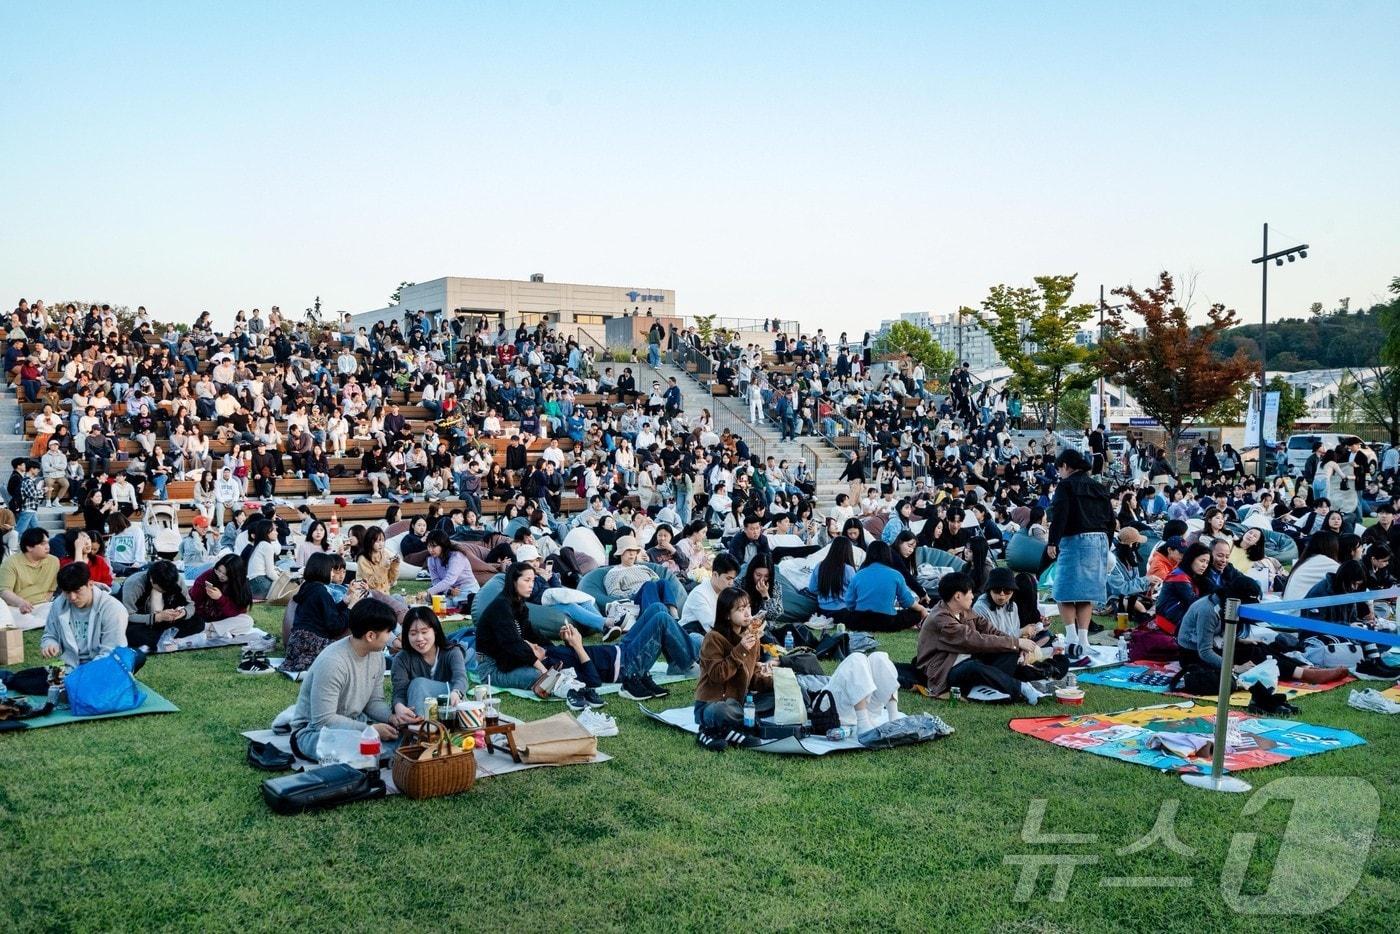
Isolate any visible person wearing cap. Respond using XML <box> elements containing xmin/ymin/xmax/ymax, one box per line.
<box><xmin>972</xmin><ymin>567</ymin><xmax>1031</xmax><ymax>639</ymax></box>
<box><xmin>180</xmin><ymin>518</ymin><xmax>214</xmax><ymax>565</ymax></box>
<box><xmin>1044</xmin><ymin>449</ymin><xmax>1115</xmax><ymax>665</ymax></box>
<box><xmin>1108</xmin><ymin>526</ymin><xmax>1156</xmax><ymax>621</ymax></box>
<box><xmin>604</xmin><ymin>535</ymin><xmax>686</xmax><ymax>611</ymax></box>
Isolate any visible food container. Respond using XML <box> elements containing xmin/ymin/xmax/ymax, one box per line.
<box><xmin>1054</xmin><ymin>688</ymin><xmax>1085</xmax><ymax>706</ymax></box>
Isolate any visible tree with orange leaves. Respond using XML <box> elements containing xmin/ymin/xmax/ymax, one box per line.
<box><xmin>1098</xmin><ymin>271</ymin><xmax>1256</xmax><ymax>469</ymax></box>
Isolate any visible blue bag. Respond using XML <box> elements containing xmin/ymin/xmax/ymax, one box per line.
<box><xmin>65</xmin><ymin>646</ymin><xmax>147</xmax><ymax>716</ymax></box>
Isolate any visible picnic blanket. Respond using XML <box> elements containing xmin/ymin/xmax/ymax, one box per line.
<box><xmin>270</xmin><ymin>656</ymin><xmax>391</xmax><ymax>683</ymax></box>
<box><xmin>159</xmin><ymin>629</ymin><xmax>275</xmax><ymax>654</ymax></box>
<box><xmin>4</xmin><ymin>683</ymin><xmax>178</xmax><ymax>731</ymax></box>
<box><xmin>1076</xmin><ymin>660</ymin><xmax>1353</xmax><ymax>706</ymax></box>
<box><xmin>241</xmin><ymin>717</ymin><xmax>610</xmax><ymax>795</ymax></box>
<box><xmin>1010</xmin><ymin>701</ymin><xmax>1365</xmax><ymax>774</ymax></box>
<box><xmin>640</xmin><ymin>704</ymin><xmax>875</xmax><ymax>756</ymax></box>
<box><xmin>475</xmin><ymin>662</ymin><xmax>697</xmax><ymax>702</ymax></box>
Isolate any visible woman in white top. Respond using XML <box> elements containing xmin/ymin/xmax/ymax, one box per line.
<box><xmin>243</xmin><ymin>519</ymin><xmax>281</xmax><ymax>599</ymax></box>
<box><xmin>326</xmin><ymin>410</ymin><xmax>350</xmax><ymax>456</ymax></box>
<box><xmin>109</xmin><ymin>475</ymin><xmax>140</xmax><ymax>516</ymax></box>
<box><xmin>1282</xmin><ymin>532</ymin><xmax>1342</xmax><ymax>602</ymax></box>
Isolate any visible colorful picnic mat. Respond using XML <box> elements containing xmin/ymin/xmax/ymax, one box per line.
<box><xmin>1076</xmin><ymin>660</ymin><xmax>1353</xmax><ymax>707</ymax></box>
<box><xmin>1010</xmin><ymin>701</ymin><xmax>1365</xmax><ymax>774</ymax></box>
<box><xmin>5</xmin><ymin>683</ymin><xmax>179</xmax><ymax>730</ymax></box>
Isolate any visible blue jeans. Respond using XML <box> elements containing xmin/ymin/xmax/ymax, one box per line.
<box><xmin>16</xmin><ymin>510</ymin><xmax>38</xmax><ymax>535</ymax></box>
<box><xmin>475</xmin><ymin>653</ymin><xmax>540</xmax><ymax>690</ymax></box>
<box><xmin>634</xmin><ymin>578</ymin><xmax>685</xmax><ymax>614</ymax></box>
<box><xmin>311</xmin><ymin>473</ymin><xmax>331</xmax><ymax>494</ymax></box>
<box><xmin>560</xmin><ymin>602</ymin><xmax>606</xmax><ymax>633</ymax></box>
<box><xmin>648</xmin><ymin>343</ymin><xmax>660</xmax><ymax>367</ymax></box>
<box><xmin>547</xmin><ymin>604</ymin><xmax>696</xmax><ymax>684</ymax></box>
<box><xmin>406</xmin><ymin>677</ymin><xmax>452</xmax><ymax>711</ymax></box>
<box><xmin>151</xmin><ymin>474</ymin><xmax>168</xmax><ymax>499</ymax></box>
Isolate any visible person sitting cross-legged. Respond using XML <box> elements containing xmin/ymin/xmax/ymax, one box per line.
<box><xmin>1</xmin><ymin>527</ymin><xmax>59</xmax><ymax>630</ymax></box>
<box><xmin>389</xmin><ymin>605</ymin><xmax>470</xmax><ymax>721</ymax></box>
<box><xmin>40</xmin><ymin>561</ymin><xmax>129</xmax><ymax>667</ymax></box>
<box><xmin>914</xmin><ymin>571</ymin><xmax>1044</xmax><ymax>704</ymax></box>
<box><xmin>288</xmin><ymin>598</ymin><xmax>410</xmax><ymax>761</ymax></box>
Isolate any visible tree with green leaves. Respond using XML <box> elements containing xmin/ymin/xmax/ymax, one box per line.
<box><xmin>1098</xmin><ymin>272</ymin><xmax>1256</xmax><ymax>468</ymax></box>
<box><xmin>389</xmin><ymin>281</ymin><xmax>415</xmax><ymax>305</ymax></box>
<box><xmin>1335</xmin><ymin>367</ymin><xmax>1400</xmax><ymax>446</ymax></box>
<box><xmin>1267</xmin><ymin>375</ymin><xmax>1310</xmax><ymax>435</ymax></box>
<box><xmin>977</xmin><ymin>275</ymin><xmax>1097</xmax><ymax>429</ymax></box>
<box><xmin>875</xmin><ymin>320</ymin><xmax>956</xmax><ymax>389</ymax></box>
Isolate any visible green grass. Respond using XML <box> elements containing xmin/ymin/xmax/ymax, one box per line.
<box><xmin>2</xmin><ymin>599</ymin><xmax>1397</xmax><ymax>933</ymax></box>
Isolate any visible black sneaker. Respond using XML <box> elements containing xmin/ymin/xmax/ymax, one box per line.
<box><xmin>640</xmin><ymin>674</ymin><xmax>670</xmax><ymax>699</ymax></box>
<box><xmin>1356</xmin><ymin>658</ymin><xmax>1400</xmax><ymax>680</ymax></box>
<box><xmin>695</xmin><ymin>728</ymin><xmax>727</xmax><ymax>752</ymax></box>
<box><xmin>1088</xmin><ymin>622</ymin><xmax>1105</xmax><ymax>635</ymax></box>
<box><xmin>236</xmin><ymin>650</ymin><xmax>275</xmax><ymax>675</ymax></box>
<box><xmin>580</xmin><ymin>687</ymin><xmax>606</xmax><ymax>709</ymax></box>
<box><xmin>619</xmin><ymin>677</ymin><xmax>657</xmax><ymax>701</ymax></box>
<box><xmin>565</xmin><ymin>690</ymin><xmax>588</xmax><ymax>712</ymax></box>
<box><xmin>723</xmin><ymin>729</ymin><xmax>763</xmax><ymax>748</ymax></box>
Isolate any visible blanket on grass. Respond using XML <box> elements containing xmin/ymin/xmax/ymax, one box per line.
<box><xmin>1076</xmin><ymin>660</ymin><xmax>1353</xmax><ymax>706</ymax></box>
<box><xmin>472</xmin><ymin>662</ymin><xmax>696</xmax><ymax>701</ymax></box>
<box><xmin>640</xmin><ymin>704</ymin><xmax>875</xmax><ymax>756</ymax></box>
<box><xmin>1010</xmin><ymin>701</ymin><xmax>1365</xmax><ymax>774</ymax></box>
<box><xmin>159</xmin><ymin>629</ymin><xmax>274</xmax><ymax>654</ymax></box>
<box><xmin>3</xmin><ymin>684</ymin><xmax>178</xmax><ymax>731</ymax></box>
<box><xmin>241</xmin><ymin>719</ymin><xmax>610</xmax><ymax>794</ymax></box>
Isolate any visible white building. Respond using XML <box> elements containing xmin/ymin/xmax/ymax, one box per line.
<box><xmin>877</xmin><ymin>311</ymin><xmax>1003</xmax><ymax>370</ymax></box>
<box><xmin>353</xmin><ymin>274</ymin><xmax>675</xmax><ymax>343</ymax></box>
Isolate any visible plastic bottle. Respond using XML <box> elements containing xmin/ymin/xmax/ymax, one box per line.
<box><xmin>743</xmin><ymin>693</ymin><xmax>756</xmax><ymax>729</ymax></box>
<box><xmin>1117</xmin><ymin>636</ymin><xmax>1129</xmax><ymax>662</ymax></box>
<box><xmin>0</xmin><ymin>678</ymin><xmax>8</xmax><ymax>701</ymax></box>
<box><xmin>1066</xmin><ymin>673</ymin><xmax>1078</xmax><ymax>691</ymax></box>
<box><xmin>358</xmin><ymin>725</ymin><xmax>382</xmax><ymax>769</ymax></box>
<box><xmin>825</xmin><ymin>726</ymin><xmax>854</xmax><ymax>741</ymax></box>
<box><xmin>949</xmin><ymin>687</ymin><xmax>961</xmax><ymax>704</ymax></box>
<box><xmin>783</xmin><ymin>631</ymin><xmax>794</xmax><ymax>652</ymax></box>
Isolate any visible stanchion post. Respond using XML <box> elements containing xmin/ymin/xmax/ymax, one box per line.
<box><xmin>1182</xmin><ymin>597</ymin><xmax>1252</xmax><ymax>793</ymax></box>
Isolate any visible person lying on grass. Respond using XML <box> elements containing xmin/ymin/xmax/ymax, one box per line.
<box><xmin>289</xmin><ymin>598</ymin><xmax>408</xmax><ymax>762</ymax></box>
<box><xmin>914</xmin><ymin>572</ymin><xmax>1045</xmax><ymax>704</ymax></box>
<box><xmin>40</xmin><ymin>561</ymin><xmax>128</xmax><ymax>667</ymax></box>
<box><xmin>390</xmin><ymin>605</ymin><xmax>469</xmax><ymax>722</ymax></box>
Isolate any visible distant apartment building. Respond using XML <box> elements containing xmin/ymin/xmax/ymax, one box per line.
<box><xmin>877</xmin><ymin>311</ymin><xmax>1003</xmax><ymax>371</ymax></box>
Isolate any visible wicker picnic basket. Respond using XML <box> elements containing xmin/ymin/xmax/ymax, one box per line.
<box><xmin>392</xmin><ymin>721</ymin><xmax>476</xmax><ymax>799</ymax></box>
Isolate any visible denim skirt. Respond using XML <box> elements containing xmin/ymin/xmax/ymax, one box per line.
<box><xmin>1052</xmin><ymin>532</ymin><xmax>1109</xmax><ymax>605</ymax></box>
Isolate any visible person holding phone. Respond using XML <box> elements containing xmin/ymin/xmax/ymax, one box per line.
<box><xmin>692</xmin><ymin>586</ymin><xmax>770</xmax><ymax>751</ymax></box>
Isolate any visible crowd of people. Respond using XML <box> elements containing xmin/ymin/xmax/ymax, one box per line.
<box><xmin>4</xmin><ymin>297</ymin><xmax>1397</xmax><ymax>756</ymax></box>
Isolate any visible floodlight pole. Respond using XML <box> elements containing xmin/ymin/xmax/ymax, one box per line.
<box><xmin>1249</xmin><ymin>223</ymin><xmax>1309</xmax><ymax>479</ymax></box>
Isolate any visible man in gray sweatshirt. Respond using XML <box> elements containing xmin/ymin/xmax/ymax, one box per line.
<box><xmin>40</xmin><ymin>562</ymin><xmax>128</xmax><ymax>668</ymax></box>
<box><xmin>289</xmin><ymin>599</ymin><xmax>409</xmax><ymax>760</ymax></box>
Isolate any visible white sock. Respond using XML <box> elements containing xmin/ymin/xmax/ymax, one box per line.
<box><xmin>1020</xmin><ymin>681</ymin><xmax>1043</xmax><ymax>705</ymax></box>
<box><xmin>885</xmin><ymin>699</ymin><xmax>904</xmax><ymax>722</ymax></box>
<box><xmin>855</xmin><ymin>710</ymin><xmax>874</xmax><ymax>732</ymax></box>
<box><xmin>1078</xmin><ymin>628</ymin><xmax>1092</xmax><ymax>650</ymax></box>
<box><xmin>1063</xmin><ymin>626</ymin><xmax>1080</xmax><ymax>649</ymax></box>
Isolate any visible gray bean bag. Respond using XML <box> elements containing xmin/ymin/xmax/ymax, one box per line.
<box><xmin>578</xmin><ymin>562</ymin><xmax>683</xmax><ymax>614</ymax></box>
<box><xmin>775</xmin><ymin>574</ymin><xmax>818</xmax><ymax>623</ymax></box>
<box><xmin>477</xmin><ymin>573</ymin><xmax>571</xmax><ymax>638</ymax></box>
<box><xmin>914</xmin><ymin>546</ymin><xmax>967</xmax><ymax>572</ymax></box>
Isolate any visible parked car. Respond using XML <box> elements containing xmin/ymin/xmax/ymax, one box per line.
<box><xmin>1282</xmin><ymin>433</ymin><xmax>1374</xmax><ymax>476</ymax></box>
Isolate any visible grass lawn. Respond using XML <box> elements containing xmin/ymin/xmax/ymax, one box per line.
<box><xmin>3</xmin><ymin>596</ymin><xmax>1397</xmax><ymax>933</ymax></box>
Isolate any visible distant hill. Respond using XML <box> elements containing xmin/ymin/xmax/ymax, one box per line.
<box><xmin>1214</xmin><ymin>296</ymin><xmax>1392</xmax><ymax>371</ymax></box>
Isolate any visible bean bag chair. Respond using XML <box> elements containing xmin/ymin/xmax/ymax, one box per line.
<box><xmin>1263</xmin><ymin>529</ymin><xmax>1298</xmax><ymax>567</ymax></box>
<box><xmin>578</xmin><ymin>562</ymin><xmax>682</xmax><ymax>614</ymax></box>
<box><xmin>502</xmin><ymin>516</ymin><xmax>529</xmax><ymax>539</ymax></box>
<box><xmin>476</xmin><ymin>573</ymin><xmax>570</xmax><ymax>638</ymax></box>
<box><xmin>452</xmin><ymin>537</ymin><xmax>509</xmax><ymax>587</ymax></box>
<box><xmin>563</xmin><ymin>526</ymin><xmax>607</xmax><ymax>571</ymax></box>
<box><xmin>914</xmin><ymin>546</ymin><xmax>966</xmax><ymax>572</ymax></box>
<box><xmin>774</xmin><ymin>574</ymin><xmax>818</xmax><ymax>624</ymax></box>
<box><xmin>387</xmin><ymin>532</ymin><xmax>426</xmax><ymax>578</ymax></box>
<box><xmin>862</xmin><ymin>516</ymin><xmax>886</xmax><ymax>540</ymax></box>
<box><xmin>1004</xmin><ymin>532</ymin><xmax>1046</xmax><ymax>574</ymax></box>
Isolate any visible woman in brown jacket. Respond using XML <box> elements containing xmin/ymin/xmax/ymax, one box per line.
<box><xmin>693</xmin><ymin>586</ymin><xmax>769</xmax><ymax>751</ymax></box>
<box><xmin>914</xmin><ymin>572</ymin><xmax>1044</xmax><ymax>704</ymax></box>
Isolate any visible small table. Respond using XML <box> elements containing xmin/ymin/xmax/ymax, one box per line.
<box><xmin>457</xmin><ymin>714</ymin><xmax>521</xmax><ymax>763</ymax></box>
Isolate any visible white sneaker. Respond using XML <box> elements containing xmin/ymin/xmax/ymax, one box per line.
<box><xmin>576</xmin><ymin>709</ymin><xmax>619</xmax><ymax>737</ymax></box>
<box><xmin>1347</xmin><ymin>688</ymin><xmax>1400</xmax><ymax>714</ymax></box>
<box><xmin>967</xmin><ymin>685</ymin><xmax>1012</xmax><ymax>703</ymax></box>
<box><xmin>550</xmin><ymin>670</ymin><xmax>583</xmax><ymax>700</ymax></box>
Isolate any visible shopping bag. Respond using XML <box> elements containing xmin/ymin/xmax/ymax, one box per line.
<box><xmin>65</xmin><ymin>646</ymin><xmax>146</xmax><ymax>716</ymax></box>
<box><xmin>772</xmin><ymin>666</ymin><xmax>807</xmax><ymax>725</ymax></box>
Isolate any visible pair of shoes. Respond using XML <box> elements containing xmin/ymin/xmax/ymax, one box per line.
<box><xmin>1354</xmin><ymin>658</ymin><xmax>1400</xmax><ymax>680</ymax></box>
<box><xmin>620</xmin><ymin>675</ymin><xmax>669</xmax><ymax>701</ymax></box>
<box><xmin>576</xmin><ymin>709</ymin><xmax>619</xmax><ymax>737</ymax></box>
<box><xmin>237</xmin><ymin>650</ymin><xmax>275</xmax><ymax>675</ymax></box>
<box><xmin>1348</xmin><ymin>688</ymin><xmax>1400</xmax><ymax>714</ymax></box>
<box><xmin>1087</xmin><ymin>622</ymin><xmax>1105</xmax><ymax>635</ymax></box>
<box><xmin>565</xmin><ymin>688</ymin><xmax>606</xmax><ymax>712</ymax></box>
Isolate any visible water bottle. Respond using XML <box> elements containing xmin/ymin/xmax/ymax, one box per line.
<box><xmin>783</xmin><ymin>631</ymin><xmax>794</xmax><ymax>652</ymax></box>
<box><xmin>743</xmin><ymin>693</ymin><xmax>756</xmax><ymax>729</ymax></box>
<box><xmin>826</xmin><ymin>726</ymin><xmax>854</xmax><ymax>741</ymax></box>
<box><xmin>0</xmin><ymin>678</ymin><xmax>8</xmax><ymax>702</ymax></box>
<box><xmin>358</xmin><ymin>725</ymin><xmax>382</xmax><ymax>769</ymax></box>
<box><xmin>1117</xmin><ymin>636</ymin><xmax>1129</xmax><ymax>662</ymax></box>
<box><xmin>1066</xmin><ymin>673</ymin><xmax>1078</xmax><ymax>691</ymax></box>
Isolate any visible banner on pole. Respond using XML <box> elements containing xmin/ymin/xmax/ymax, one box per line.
<box><xmin>1262</xmin><ymin>391</ymin><xmax>1281</xmax><ymax>444</ymax></box>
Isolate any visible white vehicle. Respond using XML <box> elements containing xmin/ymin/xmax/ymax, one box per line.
<box><xmin>1283</xmin><ymin>433</ymin><xmax>1374</xmax><ymax>476</ymax></box>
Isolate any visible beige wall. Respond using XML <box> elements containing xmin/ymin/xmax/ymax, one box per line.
<box><xmin>354</xmin><ymin>277</ymin><xmax>675</xmax><ymax>331</ymax></box>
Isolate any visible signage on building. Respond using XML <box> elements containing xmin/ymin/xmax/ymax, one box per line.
<box><xmin>626</xmin><ymin>291</ymin><xmax>665</xmax><ymax>303</ymax></box>
<box><xmin>1129</xmin><ymin>417</ymin><xmax>1159</xmax><ymax>427</ymax></box>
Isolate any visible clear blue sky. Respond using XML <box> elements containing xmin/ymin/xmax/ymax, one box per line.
<box><xmin>2</xmin><ymin>2</ymin><xmax>1396</xmax><ymax>334</ymax></box>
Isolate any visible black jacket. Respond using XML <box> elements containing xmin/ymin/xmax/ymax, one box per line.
<box><xmin>1047</xmin><ymin>471</ymin><xmax>1115</xmax><ymax>546</ymax></box>
<box><xmin>476</xmin><ymin>595</ymin><xmax>546</xmax><ymax>671</ymax></box>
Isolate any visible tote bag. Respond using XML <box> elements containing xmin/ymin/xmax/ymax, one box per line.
<box><xmin>65</xmin><ymin>646</ymin><xmax>146</xmax><ymax>716</ymax></box>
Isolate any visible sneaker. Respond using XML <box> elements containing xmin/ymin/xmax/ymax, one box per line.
<box><xmin>580</xmin><ymin>687</ymin><xmax>606</xmax><ymax>709</ymax></box>
<box><xmin>236</xmin><ymin>650</ymin><xmax>275</xmax><ymax>675</ymax></box>
<box><xmin>565</xmin><ymin>690</ymin><xmax>588</xmax><ymax>713</ymax></box>
<box><xmin>695</xmin><ymin>728</ymin><xmax>728</xmax><ymax>752</ymax></box>
<box><xmin>1068</xmin><ymin>654</ymin><xmax>1092</xmax><ymax>669</ymax></box>
<box><xmin>620</xmin><ymin>677</ymin><xmax>660</xmax><ymax>701</ymax></box>
<box><xmin>576</xmin><ymin>709</ymin><xmax>619</xmax><ymax>737</ymax></box>
<box><xmin>1352</xmin><ymin>659</ymin><xmax>1398</xmax><ymax>681</ymax></box>
<box><xmin>1348</xmin><ymin>688</ymin><xmax>1400</xmax><ymax>714</ymax></box>
<box><xmin>723</xmin><ymin>729</ymin><xmax>764</xmax><ymax>748</ymax></box>
<box><xmin>601</xmin><ymin>625</ymin><xmax>624</xmax><ymax>643</ymax></box>
<box><xmin>639</xmin><ymin>674</ymin><xmax>670</xmax><ymax>699</ymax></box>
<box><xmin>966</xmin><ymin>685</ymin><xmax>1012</xmax><ymax>703</ymax></box>
<box><xmin>1088</xmin><ymin>622</ymin><xmax>1105</xmax><ymax>635</ymax></box>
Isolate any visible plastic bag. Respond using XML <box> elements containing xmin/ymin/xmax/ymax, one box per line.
<box><xmin>65</xmin><ymin>646</ymin><xmax>146</xmax><ymax>716</ymax></box>
<box><xmin>857</xmin><ymin>713</ymin><xmax>956</xmax><ymax>749</ymax></box>
<box><xmin>1236</xmin><ymin>657</ymin><xmax>1280</xmax><ymax>690</ymax></box>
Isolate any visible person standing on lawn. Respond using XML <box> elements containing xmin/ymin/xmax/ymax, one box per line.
<box><xmin>1044</xmin><ymin>449</ymin><xmax>1115</xmax><ymax>666</ymax></box>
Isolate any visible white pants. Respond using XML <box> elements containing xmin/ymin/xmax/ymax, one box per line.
<box><xmin>8</xmin><ymin>601</ymin><xmax>53</xmax><ymax>631</ymax></box>
<box><xmin>750</xmin><ymin>397</ymin><xmax>763</xmax><ymax>423</ymax></box>
<box><xmin>208</xmin><ymin>613</ymin><xmax>256</xmax><ymax>637</ymax></box>
<box><xmin>826</xmin><ymin>650</ymin><xmax>900</xmax><ymax>727</ymax></box>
